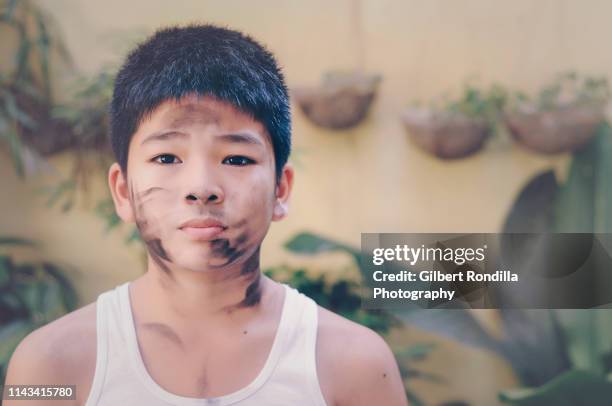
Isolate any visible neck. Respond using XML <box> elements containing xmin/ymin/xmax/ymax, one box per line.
<box><xmin>131</xmin><ymin>248</ymin><xmax>278</xmax><ymax>329</ymax></box>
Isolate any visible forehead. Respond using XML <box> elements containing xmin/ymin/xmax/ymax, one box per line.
<box><xmin>131</xmin><ymin>95</ymin><xmax>271</xmax><ymax>147</ymax></box>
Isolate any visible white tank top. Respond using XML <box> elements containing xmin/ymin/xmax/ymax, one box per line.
<box><xmin>84</xmin><ymin>282</ymin><xmax>328</xmax><ymax>406</ymax></box>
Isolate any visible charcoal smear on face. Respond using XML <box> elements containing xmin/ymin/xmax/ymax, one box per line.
<box><xmin>209</xmin><ymin>221</ymin><xmax>249</xmax><ymax>269</ymax></box>
<box><xmin>128</xmin><ymin>181</ymin><xmax>263</xmax><ymax>308</ymax></box>
<box><xmin>207</xmin><ymin>220</ymin><xmax>263</xmax><ymax>309</ymax></box>
<box><xmin>213</xmin><ymin>234</ymin><xmax>263</xmax><ymax>311</ymax></box>
<box><xmin>130</xmin><ymin>182</ymin><xmax>173</xmax><ymax>275</ymax></box>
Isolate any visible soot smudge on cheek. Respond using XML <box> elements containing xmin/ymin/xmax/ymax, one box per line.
<box><xmin>130</xmin><ymin>182</ymin><xmax>173</xmax><ymax>275</ymax></box>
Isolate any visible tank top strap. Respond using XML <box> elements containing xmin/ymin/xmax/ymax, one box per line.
<box><xmin>84</xmin><ymin>287</ymin><xmax>114</xmax><ymax>406</ymax></box>
<box><xmin>275</xmin><ymin>287</ymin><xmax>327</xmax><ymax>406</ymax></box>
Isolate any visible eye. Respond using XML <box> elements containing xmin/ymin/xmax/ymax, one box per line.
<box><xmin>222</xmin><ymin>156</ymin><xmax>256</xmax><ymax>166</ymax></box>
<box><xmin>152</xmin><ymin>154</ymin><xmax>181</xmax><ymax>164</ymax></box>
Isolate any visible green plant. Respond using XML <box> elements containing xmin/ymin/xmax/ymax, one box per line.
<box><xmin>264</xmin><ymin>265</ymin><xmax>399</xmax><ymax>334</ymax></box>
<box><xmin>30</xmin><ymin>65</ymin><xmax>141</xmax><ymax>244</ymax></box>
<box><xmin>509</xmin><ymin>71</ymin><xmax>610</xmax><ymax>112</ymax></box>
<box><xmin>0</xmin><ymin>236</ymin><xmax>78</xmax><ymax>385</ymax></box>
<box><xmin>444</xmin><ymin>83</ymin><xmax>507</xmax><ymax>122</ymax></box>
<box><xmin>0</xmin><ymin>0</ymin><xmax>72</xmax><ymax>176</ymax></box>
<box><xmin>424</xmin><ymin>82</ymin><xmax>508</xmax><ymax>130</ymax></box>
<box><xmin>499</xmin><ymin>370</ymin><xmax>612</xmax><ymax>406</ymax></box>
<box><xmin>1</xmin><ymin>1</ymin><xmax>124</xmax><ymax>236</ymax></box>
<box><xmin>495</xmin><ymin>122</ymin><xmax>612</xmax><ymax>404</ymax></box>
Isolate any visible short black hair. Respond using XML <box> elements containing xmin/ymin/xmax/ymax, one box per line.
<box><xmin>109</xmin><ymin>24</ymin><xmax>291</xmax><ymax>182</ymax></box>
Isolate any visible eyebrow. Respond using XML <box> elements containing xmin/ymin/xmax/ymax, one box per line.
<box><xmin>140</xmin><ymin>131</ymin><xmax>264</xmax><ymax>147</ymax></box>
<box><xmin>140</xmin><ymin>130</ymin><xmax>188</xmax><ymax>146</ymax></box>
<box><xmin>217</xmin><ymin>132</ymin><xmax>264</xmax><ymax>147</ymax></box>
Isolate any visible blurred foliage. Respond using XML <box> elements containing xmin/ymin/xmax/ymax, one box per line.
<box><xmin>553</xmin><ymin>122</ymin><xmax>612</xmax><ymax>233</ymax></box>
<box><xmin>442</xmin><ymin>83</ymin><xmax>508</xmax><ymax>123</ymax></box>
<box><xmin>283</xmin><ymin>232</ymin><xmax>445</xmax><ymax>406</ymax></box>
<box><xmin>0</xmin><ymin>1</ymin><xmax>128</xmax><ymax>241</ymax></box>
<box><xmin>497</xmin><ymin>122</ymin><xmax>612</xmax><ymax>403</ymax></box>
<box><xmin>34</xmin><ymin>66</ymin><xmax>117</xmax><ymax>205</ymax></box>
<box><xmin>264</xmin><ymin>265</ymin><xmax>399</xmax><ymax>334</ymax></box>
<box><xmin>0</xmin><ymin>0</ymin><xmax>72</xmax><ymax>176</ymax></box>
<box><xmin>508</xmin><ymin>71</ymin><xmax>610</xmax><ymax>112</ymax></box>
<box><xmin>499</xmin><ymin>370</ymin><xmax>612</xmax><ymax>406</ymax></box>
<box><xmin>0</xmin><ymin>236</ymin><xmax>78</xmax><ymax>386</ymax></box>
<box><xmin>37</xmin><ymin>67</ymin><xmax>142</xmax><ymax>245</ymax></box>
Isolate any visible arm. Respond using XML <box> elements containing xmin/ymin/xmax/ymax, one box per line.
<box><xmin>4</xmin><ymin>327</ymin><xmax>78</xmax><ymax>406</ymax></box>
<box><xmin>2</xmin><ymin>312</ymin><xmax>91</xmax><ymax>406</ymax></box>
<box><xmin>336</xmin><ymin>328</ymin><xmax>409</xmax><ymax>406</ymax></box>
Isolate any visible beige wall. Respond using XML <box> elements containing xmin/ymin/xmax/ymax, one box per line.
<box><xmin>3</xmin><ymin>1</ymin><xmax>611</xmax><ymax>404</ymax></box>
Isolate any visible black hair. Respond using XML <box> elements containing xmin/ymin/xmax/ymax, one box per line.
<box><xmin>109</xmin><ymin>24</ymin><xmax>291</xmax><ymax>182</ymax></box>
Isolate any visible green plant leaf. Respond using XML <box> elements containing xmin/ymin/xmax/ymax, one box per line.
<box><xmin>0</xmin><ymin>319</ymin><xmax>34</xmax><ymax>367</ymax></box>
<box><xmin>0</xmin><ymin>236</ymin><xmax>36</xmax><ymax>246</ymax></box>
<box><xmin>3</xmin><ymin>0</ymin><xmax>19</xmax><ymax>21</ymax></box>
<box><xmin>0</xmin><ymin>255</ymin><xmax>11</xmax><ymax>287</ymax></box>
<box><xmin>34</xmin><ymin>9</ymin><xmax>51</xmax><ymax>98</ymax></box>
<box><xmin>284</xmin><ymin>232</ymin><xmax>359</xmax><ymax>257</ymax></box>
<box><xmin>502</xmin><ymin>170</ymin><xmax>558</xmax><ymax>234</ymax></box>
<box><xmin>499</xmin><ymin>370</ymin><xmax>612</xmax><ymax>406</ymax></box>
<box><xmin>40</xmin><ymin>262</ymin><xmax>78</xmax><ymax>311</ymax></box>
<box><xmin>394</xmin><ymin>343</ymin><xmax>437</xmax><ymax>361</ymax></box>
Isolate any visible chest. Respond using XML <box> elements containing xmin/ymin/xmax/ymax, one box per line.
<box><xmin>135</xmin><ymin>326</ymin><xmax>275</xmax><ymax>398</ymax></box>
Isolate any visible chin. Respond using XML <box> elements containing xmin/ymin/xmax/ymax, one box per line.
<box><xmin>178</xmin><ymin>254</ymin><xmax>232</xmax><ymax>272</ymax></box>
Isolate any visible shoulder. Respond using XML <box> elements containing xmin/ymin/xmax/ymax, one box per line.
<box><xmin>315</xmin><ymin>305</ymin><xmax>408</xmax><ymax>406</ymax></box>
<box><xmin>4</xmin><ymin>301</ymin><xmax>98</xmax><ymax>405</ymax></box>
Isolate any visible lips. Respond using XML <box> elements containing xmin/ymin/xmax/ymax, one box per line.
<box><xmin>179</xmin><ymin>218</ymin><xmax>226</xmax><ymax>241</ymax></box>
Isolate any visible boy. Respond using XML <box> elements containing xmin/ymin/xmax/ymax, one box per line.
<box><xmin>5</xmin><ymin>24</ymin><xmax>408</xmax><ymax>405</ymax></box>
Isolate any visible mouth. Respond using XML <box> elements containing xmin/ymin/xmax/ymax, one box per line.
<box><xmin>179</xmin><ymin>218</ymin><xmax>227</xmax><ymax>241</ymax></box>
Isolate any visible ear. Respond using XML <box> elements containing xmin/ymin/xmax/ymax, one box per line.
<box><xmin>272</xmin><ymin>163</ymin><xmax>294</xmax><ymax>222</ymax></box>
<box><xmin>108</xmin><ymin>162</ymin><xmax>135</xmax><ymax>223</ymax></box>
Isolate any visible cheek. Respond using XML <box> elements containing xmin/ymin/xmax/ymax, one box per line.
<box><xmin>232</xmin><ymin>175</ymin><xmax>276</xmax><ymax>218</ymax></box>
<box><xmin>131</xmin><ymin>187</ymin><xmax>177</xmax><ymax>238</ymax></box>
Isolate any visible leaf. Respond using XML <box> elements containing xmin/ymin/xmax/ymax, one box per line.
<box><xmin>39</xmin><ymin>277</ymin><xmax>67</xmax><ymax>322</ymax></box>
<box><xmin>40</xmin><ymin>262</ymin><xmax>78</xmax><ymax>311</ymax></box>
<box><xmin>34</xmin><ymin>9</ymin><xmax>51</xmax><ymax>98</ymax></box>
<box><xmin>1</xmin><ymin>88</ymin><xmax>37</xmax><ymax>129</ymax></box>
<box><xmin>394</xmin><ymin>343</ymin><xmax>437</xmax><ymax>361</ymax></box>
<box><xmin>592</xmin><ymin>123</ymin><xmax>612</xmax><ymax>233</ymax></box>
<box><xmin>14</xmin><ymin>31</ymin><xmax>31</xmax><ymax>81</ymax></box>
<box><xmin>0</xmin><ymin>255</ymin><xmax>11</xmax><ymax>287</ymax></box>
<box><xmin>3</xmin><ymin>0</ymin><xmax>18</xmax><ymax>21</ymax></box>
<box><xmin>554</xmin><ymin>143</ymin><xmax>597</xmax><ymax>233</ymax></box>
<box><xmin>44</xmin><ymin>179</ymin><xmax>76</xmax><ymax>208</ymax></box>
<box><xmin>499</xmin><ymin>370</ymin><xmax>612</xmax><ymax>406</ymax></box>
<box><xmin>0</xmin><ymin>237</ymin><xmax>36</xmax><ymax>247</ymax></box>
<box><xmin>0</xmin><ymin>319</ymin><xmax>34</xmax><ymax>367</ymax></box>
<box><xmin>4</xmin><ymin>128</ymin><xmax>24</xmax><ymax>177</ymax></box>
<box><xmin>125</xmin><ymin>227</ymin><xmax>141</xmax><ymax>244</ymax></box>
<box><xmin>502</xmin><ymin>170</ymin><xmax>558</xmax><ymax>234</ymax></box>
<box><xmin>284</xmin><ymin>232</ymin><xmax>359</xmax><ymax>257</ymax></box>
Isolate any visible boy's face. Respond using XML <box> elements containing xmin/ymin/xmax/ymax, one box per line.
<box><xmin>108</xmin><ymin>95</ymin><xmax>293</xmax><ymax>273</ymax></box>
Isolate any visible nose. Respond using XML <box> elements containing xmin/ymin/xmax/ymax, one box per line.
<box><xmin>183</xmin><ymin>160</ymin><xmax>225</xmax><ymax>206</ymax></box>
<box><xmin>185</xmin><ymin>190</ymin><xmax>223</xmax><ymax>205</ymax></box>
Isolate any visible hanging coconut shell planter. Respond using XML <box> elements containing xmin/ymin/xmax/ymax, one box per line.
<box><xmin>401</xmin><ymin>84</ymin><xmax>507</xmax><ymax>159</ymax></box>
<box><xmin>504</xmin><ymin>72</ymin><xmax>609</xmax><ymax>154</ymax></box>
<box><xmin>401</xmin><ymin>109</ymin><xmax>491</xmax><ymax>159</ymax></box>
<box><xmin>293</xmin><ymin>0</ymin><xmax>381</xmax><ymax>130</ymax></box>
<box><xmin>293</xmin><ymin>72</ymin><xmax>381</xmax><ymax>130</ymax></box>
